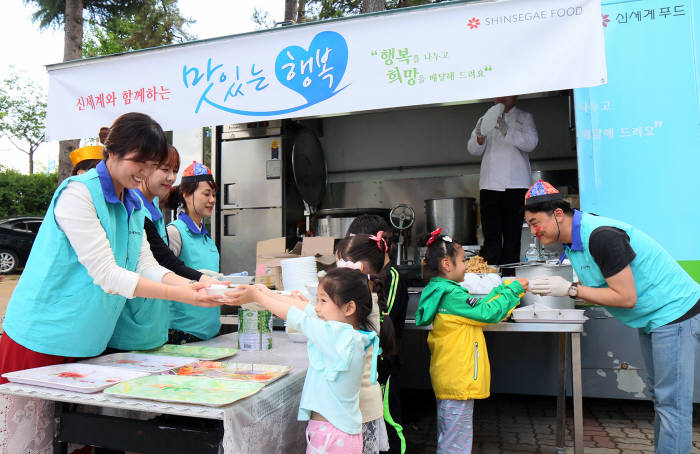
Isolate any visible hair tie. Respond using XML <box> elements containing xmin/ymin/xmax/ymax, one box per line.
<box><xmin>426</xmin><ymin>227</ymin><xmax>443</xmax><ymax>246</ymax></box>
<box><xmin>337</xmin><ymin>258</ymin><xmax>363</xmax><ymax>270</ymax></box>
<box><xmin>369</xmin><ymin>231</ymin><xmax>388</xmax><ymax>253</ymax></box>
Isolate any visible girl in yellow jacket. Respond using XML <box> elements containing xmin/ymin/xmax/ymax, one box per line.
<box><xmin>415</xmin><ymin>229</ymin><xmax>527</xmax><ymax>453</ymax></box>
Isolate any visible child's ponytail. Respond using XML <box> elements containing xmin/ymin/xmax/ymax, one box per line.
<box><xmin>369</xmin><ymin>273</ymin><xmax>396</xmax><ymax>356</ymax></box>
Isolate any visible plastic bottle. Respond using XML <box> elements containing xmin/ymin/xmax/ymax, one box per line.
<box><xmin>525</xmin><ymin>243</ymin><xmax>539</xmax><ymax>263</ymax></box>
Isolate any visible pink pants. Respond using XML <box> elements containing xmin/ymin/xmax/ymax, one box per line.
<box><xmin>306</xmin><ymin>420</ymin><xmax>363</xmax><ymax>454</ymax></box>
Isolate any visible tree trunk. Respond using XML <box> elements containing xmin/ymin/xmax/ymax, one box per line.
<box><xmin>284</xmin><ymin>0</ymin><xmax>297</xmax><ymax>22</ymax></box>
<box><xmin>58</xmin><ymin>0</ymin><xmax>84</xmax><ymax>183</ymax></box>
<box><xmin>297</xmin><ymin>0</ymin><xmax>306</xmax><ymax>23</ymax></box>
<box><xmin>361</xmin><ymin>0</ymin><xmax>385</xmax><ymax>13</ymax></box>
<box><xmin>29</xmin><ymin>149</ymin><xmax>34</xmax><ymax>175</ymax></box>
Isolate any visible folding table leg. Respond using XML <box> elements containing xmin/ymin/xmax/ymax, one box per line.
<box><xmin>572</xmin><ymin>332</ymin><xmax>583</xmax><ymax>454</ymax></box>
<box><xmin>556</xmin><ymin>332</ymin><xmax>567</xmax><ymax>454</ymax></box>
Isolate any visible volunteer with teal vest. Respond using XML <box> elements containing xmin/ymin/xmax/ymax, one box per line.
<box><xmin>163</xmin><ymin>161</ymin><xmax>222</xmax><ymax>343</ymax></box>
<box><xmin>524</xmin><ymin>180</ymin><xmax>700</xmax><ymax>454</ymax></box>
<box><xmin>0</xmin><ymin>113</ymin><xmax>226</xmax><ymax>378</ymax></box>
<box><xmin>108</xmin><ymin>146</ymin><xmax>220</xmax><ymax>351</ymax></box>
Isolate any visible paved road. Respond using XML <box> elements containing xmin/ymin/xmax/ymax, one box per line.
<box><xmin>402</xmin><ymin>390</ymin><xmax>700</xmax><ymax>453</ymax></box>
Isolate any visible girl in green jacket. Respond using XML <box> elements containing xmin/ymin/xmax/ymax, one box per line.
<box><xmin>415</xmin><ymin>228</ymin><xmax>527</xmax><ymax>454</ymax></box>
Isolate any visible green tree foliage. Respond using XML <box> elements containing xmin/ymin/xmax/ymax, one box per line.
<box><xmin>0</xmin><ymin>68</ymin><xmax>47</xmax><ymax>175</ymax></box>
<box><xmin>82</xmin><ymin>0</ymin><xmax>196</xmax><ymax>57</ymax></box>
<box><xmin>0</xmin><ymin>166</ymin><xmax>58</xmax><ymax>217</ymax></box>
<box><xmin>24</xmin><ymin>0</ymin><xmax>141</xmax><ymax>29</ymax></box>
<box><xmin>281</xmin><ymin>0</ymin><xmax>445</xmax><ymax>23</ymax></box>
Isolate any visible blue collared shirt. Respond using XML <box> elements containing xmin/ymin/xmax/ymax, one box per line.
<box><xmin>96</xmin><ymin>161</ymin><xmax>142</xmax><ymax>218</ymax></box>
<box><xmin>133</xmin><ymin>189</ymin><xmax>162</xmax><ymax>223</ymax></box>
<box><xmin>177</xmin><ymin>212</ymin><xmax>209</xmax><ymax>237</ymax></box>
<box><xmin>560</xmin><ymin>209</ymin><xmax>583</xmax><ymax>263</ymax></box>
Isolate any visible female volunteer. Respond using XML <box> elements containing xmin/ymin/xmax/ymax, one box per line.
<box><xmin>163</xmin><ymin>162</ymin><xmax>222</xmax><ymax>344</ymax></box>
<box><xmin>0</xmin><ymin>113</ymin><xmax>225</xmax><ymax>378</ymax></box>
<box><xmin>108</xmin><ymin>146</ymin><xmax>219</xmax><ymax>351</ymax></box>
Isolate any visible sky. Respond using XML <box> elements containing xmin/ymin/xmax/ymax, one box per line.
<box><xmin>0</xmin><ymin>0</ymin><xmax>286</xmax><ymax>174</ymax></box>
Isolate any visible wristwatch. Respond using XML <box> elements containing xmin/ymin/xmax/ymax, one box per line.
<box><xmin>568</xmin><ymin>282</ymin><xmax>579</xmax><ymax>299</ymax></box>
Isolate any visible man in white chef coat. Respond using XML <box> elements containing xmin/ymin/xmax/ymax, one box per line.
<box><xmin>467</xmin><ymin>96</ymin><xmax>539</xmax><ymax>265</ymax></box>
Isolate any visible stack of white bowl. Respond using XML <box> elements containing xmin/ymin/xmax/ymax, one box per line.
<box><xmin>281</xmin><ymin>256</ymin><xmax>318</xmax><ymax>292</ymax></box>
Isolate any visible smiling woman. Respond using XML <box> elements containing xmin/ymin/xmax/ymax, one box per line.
<box><xmin>0</xmin><ymin>112</ymin><xmax>227</xmax><ymax>373</ymax></box>
<box><xmin>161</xmin><ymin>161</ymin><xmax>222</xmax><ymax>344</ymax></box>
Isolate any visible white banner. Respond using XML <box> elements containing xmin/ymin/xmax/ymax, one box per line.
<box><xmin>46</xmin><ymin>0</ymin><xmax>606</xmax><ymax>141</ymax></box>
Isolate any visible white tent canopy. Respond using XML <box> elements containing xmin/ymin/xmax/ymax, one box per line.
<box><xmin>46</xmin><ymin>0</ymin><xmax>606</xmax><ymax>141</ymax></box>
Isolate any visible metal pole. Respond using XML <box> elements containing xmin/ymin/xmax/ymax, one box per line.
<box><xmin>572</xmin><ymin>332</ymin><xmax>584</xmax><ymax>454</ymax></box>
<box><xmin>556</xmin><ymin>332</ymin><xmax>567</xmax><ymax>453</ymax></box>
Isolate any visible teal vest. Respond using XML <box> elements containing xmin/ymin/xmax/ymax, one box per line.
<box><xmin>565</xmin><ymin>213</ymin><xmax>700</xmax><ymax>333</ymax></box>
<box><xmin>3</xmin><ymin>169</ymin><xmax>145</xmax><ymax>357</ymax></box>
<box><xmin>168</xmin><ymin>217</ymin><xmax>221</xmax><ymax>339</ymax></box>
<box><xmin>109</xmin><ymin>194</ymin><xmax>169</xmax><ymax>350</ymax></box>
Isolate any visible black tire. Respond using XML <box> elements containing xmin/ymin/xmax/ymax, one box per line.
<box><xmin>0</xmin><ymin>250</ymin><xmax>19</xmax><ymax>274</ymax></box>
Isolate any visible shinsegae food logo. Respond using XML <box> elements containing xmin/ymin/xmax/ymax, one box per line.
<box><xmin>467</xmin><ymin>5</ymin><xmax>584</xmax><ymax>29</ymax></box>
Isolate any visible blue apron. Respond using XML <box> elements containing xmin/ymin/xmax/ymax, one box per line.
<box><xmin>168</xmin><ymin>213</ymin><xmax>221</xmax><ymax>339</ymax></box>
<box><xmin>3</xmin><ymin>163</ymin><xmax>145</xmax><ymax>357</ymax></box>
<box><xmin>109</xmin><ymin>192</ymin><xmax>170</xmax><ymax>350</ymax></box>
<box><xmin>565</xmin><ymin>212</ymin><xmax>700</xmax><ymax>333</ymax></box>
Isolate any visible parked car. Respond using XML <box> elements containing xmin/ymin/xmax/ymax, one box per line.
<box><xmin>0</xmin><ymin>216</ymin><xmax>43</xmax><ymax>274</ymax></box>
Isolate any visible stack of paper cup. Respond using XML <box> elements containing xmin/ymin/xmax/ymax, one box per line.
<box><xmin>281</xmin><ymin>256</ymin><xmax>318</xmax><ymax>292</ymax></box>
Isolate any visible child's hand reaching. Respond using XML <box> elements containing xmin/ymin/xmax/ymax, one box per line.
<box><xmin>514</xmin><ymin>278</ymin><xmax>529</xmax><ymax>292</ymax></box>
<box><xmin>224</xmin><ymin>284</ymin><xmax>260</xmax><ymax>305</ymax></box>
<box><xmin>288</xmin><ymin>290</ymin><xmax>310</xmax><ymax>303</ymax></box>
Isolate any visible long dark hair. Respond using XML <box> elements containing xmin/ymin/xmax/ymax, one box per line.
<box><xmin>418</xmin><ymin>231</ymin><xmax>461</xmax><ymax>280</ymax></box>
<box><xmin>334</xmin><ymin>235</ymin><xmax>396</xmax><ymax>356</ymax></box>
<box><xmin>161</xmin><ymin>180</ymin><xmax>219</xmax><ymax>213</ymax></box>
<box><xmin>101</xmin><ymin>112</ymin><xmax>168</xmax><ymax>164</ymax></box>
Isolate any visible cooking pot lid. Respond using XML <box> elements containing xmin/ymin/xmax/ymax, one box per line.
<box><xmin>292</xmin><ymin>128</ymin><xmax>326</xmax><ymax>208</ymax></box>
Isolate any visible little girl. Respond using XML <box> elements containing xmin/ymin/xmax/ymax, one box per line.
<box><xmin>335</xmin><ymin>233</ymin><xmax>397</xmax><ymax>453</ymax></box>
<box><xmin>228</xmin><ymin>268</ymin><xmax>381</xmax><ymax>454</ymax></box>
<box><xmin>415</xmin><ymin>228</ymin><xmax>528</xmax><ymax>454</ymax></box>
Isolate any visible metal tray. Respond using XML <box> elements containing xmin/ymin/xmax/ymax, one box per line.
<box><xmin>81</xmin><ymin>353</ymin><xmax>196</xmax><ymax>374</ymax></box>
<box><xmin>2</xmin><ymin>363</ymin><xmax>149</xmax><ymax>393</ymax></box>
<box><xmin>104</xmin><ymin>375</ymin><xmax>264</xmax><ymax>407</ymax></box>
<box><xmin>167</xmin><ymin>361</ymin><xmax>291</xmax><ymax>384</ymax></box>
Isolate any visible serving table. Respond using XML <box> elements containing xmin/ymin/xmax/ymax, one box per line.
<box><xmin>0</xmin><ymin>332</ymin><xmax>309</xmax><ymax>454</ymax></box>
<box><xmin>408</xmin><ymin>320</ymin><xmax>584</xmax><ymax>454</ymax></box>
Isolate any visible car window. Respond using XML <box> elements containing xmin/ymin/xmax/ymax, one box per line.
<box><xmin>26</xmin><ymin>221</ymin><xmax>41</xmax><ymax>233</ymax></box>
<box><xmin>12</xmin><ymin>222</ymin><xmax>27</xmax><ymax>231</ymax></box>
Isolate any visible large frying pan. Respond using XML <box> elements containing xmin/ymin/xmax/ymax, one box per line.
<box><xmin>292</xmin><ymin>128</ymin><xmax>327</xmax><ymax>211</ymax></box>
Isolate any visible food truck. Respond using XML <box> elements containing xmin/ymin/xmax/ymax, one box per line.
<box><xmin>44</xmin><ymin>0</ymin><xmax>700</xmax><ymax>401</ymax></box>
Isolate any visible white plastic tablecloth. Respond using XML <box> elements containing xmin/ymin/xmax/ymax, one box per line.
<box><xmin>0</xmin><ymin>332</ymin><xmax>310</xmax><ymax>454</ymax></box>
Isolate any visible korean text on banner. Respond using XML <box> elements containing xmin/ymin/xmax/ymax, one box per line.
<box><xmin>46</xmin><ymin>0</ymin><xmax>606</xmax><ymax>141</ymax></box>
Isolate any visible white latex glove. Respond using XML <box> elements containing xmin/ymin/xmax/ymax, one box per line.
<box><xmin>480</xmin><ymin>103</ymin><xmax>505</xmax><ymax>135</ymax></box>
<box><xmin>496</xmin><ymin>114</ymin><xmax>508</xmax><ymax>135</ymax></box>
<box><xmin>529</xmin><ymin>275</ymin><xmax>572</xmax><ymax>297</ymax></box>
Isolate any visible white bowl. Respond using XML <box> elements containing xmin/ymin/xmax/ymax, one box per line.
<box><xmin>205</xmin><ymin>284</ymin><xmax>229</xmax><ymax>296</ymax></box>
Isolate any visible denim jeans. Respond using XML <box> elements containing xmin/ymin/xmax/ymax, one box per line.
<box><xmin>638</xmin><ymin>312</ymin><xmax>700</xmax><ymax>454</ymax></box>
